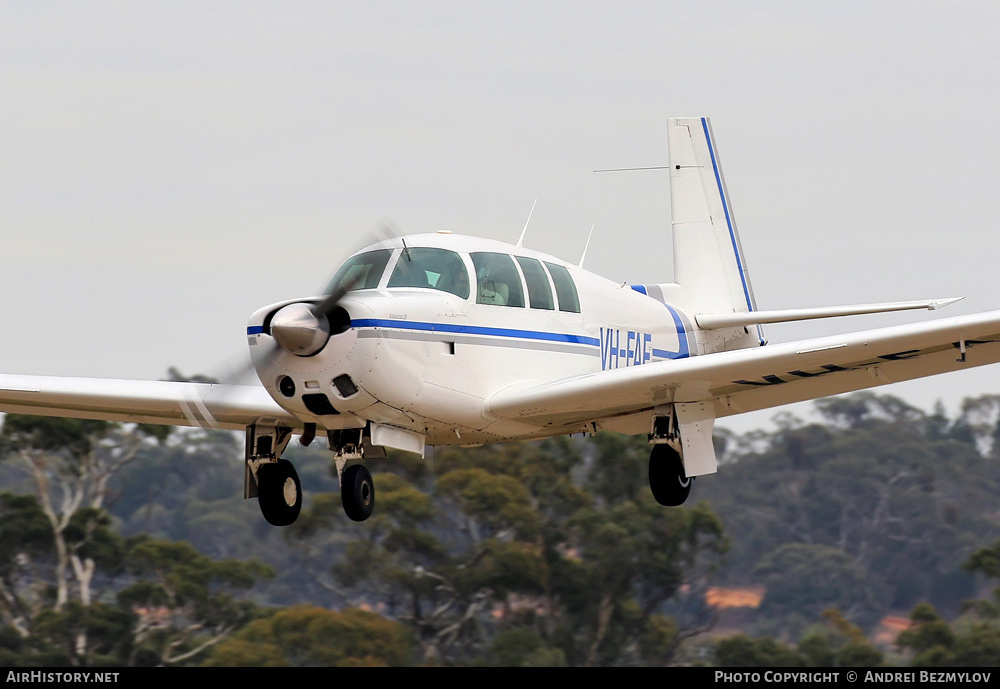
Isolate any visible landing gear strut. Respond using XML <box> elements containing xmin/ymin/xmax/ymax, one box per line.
<box><xmin>648</xmin><ymin>443</ymin><xmax>692</xmax><ymax>506</ymax></box>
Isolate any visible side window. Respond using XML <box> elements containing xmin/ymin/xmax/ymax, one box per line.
<box><xmin>387</xmin><ymin>248</ymin><xmax>470</xmax><ymax>299</ymax></box>
<box><xmin>515</xmin><ymin>256</ymin><xmax>554</xmax><ymax>310</ymax></box>
<box><xmin>543</xmin><ymin>262</ymin><xmax>580</xmax><ymax>313</ymax></box>
<box><xmin>326</xmin><ymin>249</ymin><xmax>392</xmax><ymax>293</ymax></box>
<box><xmin>470</xmin><ymin>252</ymin><xmax>525</xmax><ymax>307</ymax></box>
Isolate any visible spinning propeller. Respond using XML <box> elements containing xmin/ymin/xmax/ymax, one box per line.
<box><xmin>268</xmin><ymin>280</ymin><xmax>355</xmax><ymax>356</ymax></box>
<box><xmin>268</xmin><ymin>220</ymin><xmax>398</xmax><ymax>356</ymax></box>
<box><xmin>176</xmin><ymin>222</ymin><xmax>399</xmax><ymax>431</ymax></box>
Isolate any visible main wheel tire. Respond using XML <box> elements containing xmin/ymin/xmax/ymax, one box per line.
<box><xmin>257</xmin><ymin>459</ymin><xmax>302</xmax><ymax>526</ymax></box>
<box><xmin>648</xmin><ymin>444</ymin><xmax>692</xmax><ymax>506</ymax></box>
<box><xmin>341</xmin><ymin>463</ymin><xmax>375</xmax><ymax>522</ymax></box>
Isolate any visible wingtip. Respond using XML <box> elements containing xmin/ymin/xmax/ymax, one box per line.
<box><xmin>928</xmin><ymin>297</ymin><xmax>965</xmax><ymax>310</ymax></box>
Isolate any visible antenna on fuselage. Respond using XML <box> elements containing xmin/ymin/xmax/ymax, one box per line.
<box><xmin>578</xmin><ymin>225</ymin><xmax>595</xmax><ymax>268</ymax></box>
<box><xmin>515</xmin><ymin>199</ymin><xmax>537</xmax><ymax>248</ymax></box>
<box><xmin>373</xmin><ymin>217</ymin><xmax>409</xmax><ymax>259</ymax></box>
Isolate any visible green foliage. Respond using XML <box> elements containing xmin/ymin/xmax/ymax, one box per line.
<box><xmin>897</xmin><ymin>603</ymin><xmax>956</xmax><ymax>658</ymax></box>
<box><xmin>639</xmin><ymin>614</ymin><xmax>680</xmax><ymax>665</ymax></box>
<box><xmin>946</xmin><ymin>624</ymin><xmax>1000</xmax><ymax>666</ymax></box>
<box><xmin>820</xmin><ymin>609</ymin><xmax>885</xmax><ymax>667</ymax></box>
<box><xmin>715</xmin><ymin>609</ymin><xmax>884</xmax><ymax>667</ymax></box>
<box><xmin>796</xmin><ymin>633</ymin><xmax>836</xmax><ymax>666</ymax></box>
<box><xmin>110</xmin><ymin>428</ymin><xmax>245</xmax><ymax>538</ymax></box>
<box><xmin>1</xmin><ymin>415</ymin><xmax>112</xmax><ymax>457</ymax></box>
<box><xmin>203</xmin><ymin>605</ymin><xmax>415</xmax><ymax>666</ymax></box>
<box><xmin>0</xmin><ymin>493</ymin><xmax>53</xmax><ymax>571</ymax></box>
<box><xmin>896</xmin><ymin>602</ymin><xmax>1000</xmax><ymax>666</ymax></box>
<box><xmin>489</xmin><ymin>627</ymin><xmax>567</xmax><ymax>666</ymax></box>
<box><xmin>457</xmin><ymin>540</ymin><xmax>548</xmax><ymax>596</ymax></box>
<box><xmin>0</xmin><ymin>409</ymin><xmax>279</xmax><ymax>667</ymax></box>
<box><xmin>279</xmin><ymin>434</ymin><xmax>729</xmax><ymax>666</ymax></box>
<box><xmin>965</xmin><ymin>540</ymin><xmax>1000</xmax><ymax>580</ymax></box>
<box><xmin>119</xmin><ymin>537</ymin><xmax>273</xmax><ymax>615</ymax></box>
<box><xmin>65</xmin><ymin>508</ymin><xmax>125</xmax><ymax>570</ymax></box>
<box><xmin>753</xmin><ymin>544</ymin><xmax>881</xmax><ymax>631</ymax></box>
<box><xmin>715</xmin><ymin>634</ymin><xmax>805</xmax><ymax>667</ymax></box>
<box><xmin>588</xmin><ymin>432</ymin><xmax>650</xmax><ymax>503</ymax></box>
<box><xmin>961</xmin><ymin>540</ymin><xmax>1000</xmax><ymax>620</ymax></box>
<box><xmin>9</xmin><ymin>388</ymin><xmax>1000</xmax><ymax>666</ymax></box>
<box><xmin>113</xmin><ymin>538</ymin><xmax>274</xmax><ymax>665</ymax></box>
<box><xmin>436</xmin><ymin>467</ymin><xmax>540</xmax><ymax>539</ymax></box>
<box><xmin>703</xmin><ymin>391</ymin><xmax>1000</xmax><ymax>634</ymax></box>
<box><xmin>376</xmin><ymin>472</ymin><xmax>437</xmax><ymax>522</ymax></box>
<box><xmin>30</xmin><ymin>602</ymin><xmax>135</xmax><ymax>666</ymax></box>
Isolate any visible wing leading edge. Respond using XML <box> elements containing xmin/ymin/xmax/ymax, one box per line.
<box><xmin>486</xmin><ymin>310</ymin><xmax>1000</xmax><ymax>427</ymax></box>
<box><xmin>0</xmin><ymin>375</ymin><xmax>299</xmax><ymax>431</ymax></box>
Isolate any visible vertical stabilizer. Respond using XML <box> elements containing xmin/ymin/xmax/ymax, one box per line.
<box><xmin>665</xmin><ymin>118</ymin><xmax>760</xmax><ymax>343</ymax></box>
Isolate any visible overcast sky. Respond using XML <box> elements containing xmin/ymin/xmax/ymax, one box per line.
<box><xmin>2</xmin><ymin>2</ymin><xmax>999</xmax><ymax>433</ymax></box>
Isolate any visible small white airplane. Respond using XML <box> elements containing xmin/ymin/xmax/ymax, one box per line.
<box><xmin>3</xmin><ymin>117</ymin><xmax>1000</xmax><ymax>526</ymax></box>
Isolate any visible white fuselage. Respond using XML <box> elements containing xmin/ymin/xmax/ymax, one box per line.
<box><xmin>247</xmin><ymin>233</ymin><xmax>713</xmax><ymax>446</ymax></box>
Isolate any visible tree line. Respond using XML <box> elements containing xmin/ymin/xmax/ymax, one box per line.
<box><xmin>0</xmin><ymin>389</ymin><xmax>999</xmax><ymax>665</ymax></box>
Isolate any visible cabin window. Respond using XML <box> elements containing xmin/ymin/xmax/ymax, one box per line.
<box><xmin>544</xmin><ymin>262</ymin><xmax>580</xmax><ymax>313</ymax></box>
<box><xmin>326</xmin><ymin>249</ymin><xmax>392</xmax><ymax>293</ymax></box>
<box><xmin>387</xmin><ymin>247</ymin><xmax>470</xmax><ymax>299</ymax></box>
<box><xmin>470</xmin><ymin>252</ymin><xmax>525</xmax><ymax>307</ymax></box>
<box><xmin>515</xmin><ymin>256</ymin><xmax>554</xmax><ymax>310</ymax></box>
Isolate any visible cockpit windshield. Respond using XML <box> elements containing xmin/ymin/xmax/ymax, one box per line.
<box><xmin>388</xmin><ymin>247</ymin><xmax>470</xmax><ymax>299</ymax></box>
<box><xmin>325</xmin><ymin>249</ymin><xmax>392</xmax><ymax>294</ymax></box>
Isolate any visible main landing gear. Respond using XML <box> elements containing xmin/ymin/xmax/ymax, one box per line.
<box><xmin>647</xmin><ymin>405</ymin><xmax>705</xmax><ymax>507</ymax></box>
<box><xmin>647</xmin><ymin>443</ymin><xmax>692</xmax><ymax>507</ymax></box>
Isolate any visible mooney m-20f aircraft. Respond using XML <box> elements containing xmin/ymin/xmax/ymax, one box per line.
<box><xmin>3</xmin><ymin>117</ymin><xmax>1000</xmax><ymax>526</ymax></box>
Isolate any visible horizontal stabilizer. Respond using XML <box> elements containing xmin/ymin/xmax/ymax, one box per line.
<box><xmin>695</xmin><ymin>297</ymin><xmax>964</xmax><ymax>330</ymax></box>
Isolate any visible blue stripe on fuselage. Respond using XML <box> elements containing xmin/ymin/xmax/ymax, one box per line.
<box><xmin>248</xmin><ymin>315</ymin><xmax>693</xmax><ymax>362</ymax></box>
<box><xmin>351</xmin><ymin>318</ymin><xmax>601</xmax><ymax>347</ymax></box>
<box><xmin>651</xmin><ymin>303</ymin><xmax>691</xmax><ymax>360</ymax></box>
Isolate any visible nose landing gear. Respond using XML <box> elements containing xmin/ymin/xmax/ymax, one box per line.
<box><xmin>341</xmin><ymin>463</ymin><xmax>375</xmax><ymax>522</ymax></box>
<box><xmin>329</xmin><ymin>428</ymin><xmax>377</xmax><ymax>522</ymax></box>
<box><xmin>257</xmin><ymin>459</ymin><xmax>303</xmax><ymax>526</ymax></box>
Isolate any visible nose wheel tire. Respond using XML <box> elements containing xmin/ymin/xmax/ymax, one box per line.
<box><xmin>257</xmin><ymin>459</ymin><xmax>302</xmax><ymax>526</ymax></box>
<box><xmin>341</xmin><ymin>464</ymin><xmax>375</xmax><ymax>522</ymax></box>
<box><xmin>648</xmin><ymin>444</ymin><xmax>692</xmax><ymax>507</ymax></box>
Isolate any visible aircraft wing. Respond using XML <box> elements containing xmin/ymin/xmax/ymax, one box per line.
<box><xmin>0</xmin><ymin>375</ymin><xmax>300</xmax><ymax>431</ymax></box>
<box><xmin>486</xmin><ymin>310</ymin><xmax>1000</xmax><ymax>427</ymax></box>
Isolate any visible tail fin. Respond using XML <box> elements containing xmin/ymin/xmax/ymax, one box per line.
<box><xmin>660</xmin><ymin>117</ymin><xmax>762</xmax><ymax>344</ymax></box>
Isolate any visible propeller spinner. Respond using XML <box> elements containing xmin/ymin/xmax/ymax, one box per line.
<box><xmin>268</xmin><ymin>280</ymin><xmax>356</xmax><ymax>357</ymax></box>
